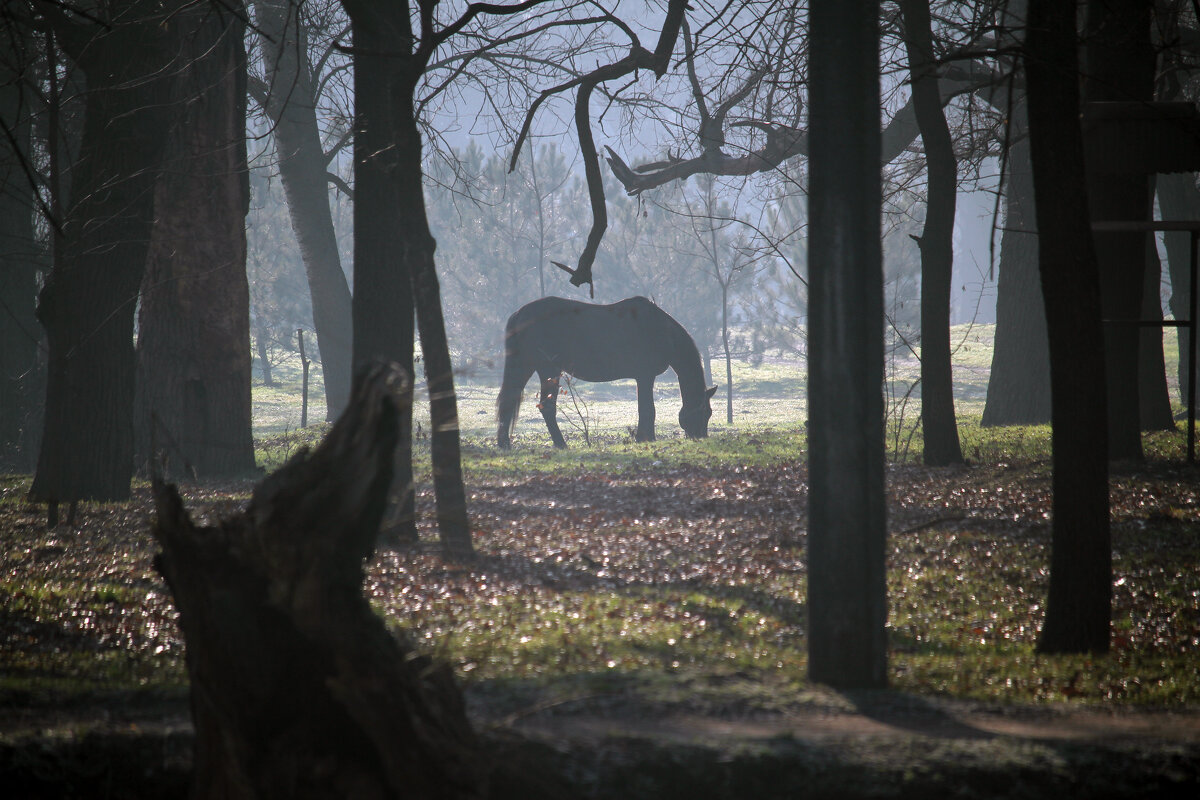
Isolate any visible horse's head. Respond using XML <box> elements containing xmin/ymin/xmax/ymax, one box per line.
<box><xmin>679</xmin><ymin>385</ymin><xmax>718</xmax><ymax>438</ymax></box>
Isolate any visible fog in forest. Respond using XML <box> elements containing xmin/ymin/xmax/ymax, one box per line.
<box><xmin>246</xmin><ymin>135</ymin><xmax>1001</xmax><ymax>391</ymax></box>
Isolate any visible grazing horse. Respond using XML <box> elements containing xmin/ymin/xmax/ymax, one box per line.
<box><xmin>496</xmin><ymin>296</ymin><xmax>717</xmax><ymax>449</ymax></box>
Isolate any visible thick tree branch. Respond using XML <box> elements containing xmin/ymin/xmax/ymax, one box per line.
<box><xmin>606</xmin><ymin>57</ymin><xmax>1006</xmax><ymax>196</ymax></box>
<box><xmin>430</xmin><ymin>0</ymin><xmax>548</xmax><ymax>51</ymax></box>
<box><xmin>327</xmin><ymin>170</ymin><xmax>353</xmax><ymax>199</ymax></box>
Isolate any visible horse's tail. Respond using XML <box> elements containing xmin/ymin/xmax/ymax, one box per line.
<box><xmin>496</xmin><ymin>315</ymin><xmax>527</xmax><ymax>449</ymax></box>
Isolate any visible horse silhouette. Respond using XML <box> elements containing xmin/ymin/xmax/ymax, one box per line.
<box><xmin>496</xmin><ymin>296</ymin><xmax>717</xmax><ymax>449</ymax></box>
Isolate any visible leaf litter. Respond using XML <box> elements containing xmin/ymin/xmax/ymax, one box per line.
<box><xmin>1</xmin><ymin>457</ymin><xmax>1199</xmax><ymax>714</ymax></box>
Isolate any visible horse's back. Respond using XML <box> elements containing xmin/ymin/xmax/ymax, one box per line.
<box><xmin>504</xmin><ymin>296</ymin><xmax>677</xmax><ymax>380</ymax></box>
<box><xmin>509</xmin><ymin>295</ymin><xmax>663</xmax><ymax>325</ymax></box>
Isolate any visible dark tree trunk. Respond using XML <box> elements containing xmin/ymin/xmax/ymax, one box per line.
<box><xmin>982</xmin><ymin>99</ymin><xmax>1053</xmax><ymax>427</ymax></box>
<box><xmin>348</xmin><ymin>11</ymin><xmax>418</xmax><ymax>545</ymax></box>
<box><xmin>153</xmin><ymin>364</ymin><xmax>484</xmax><ymax>799</ymax></box>
<box><xmin>345</xmin><ymin>1</ymin><xmax>472</xmax><ymax>559</ymax></box>
<box><xmin>255</xmin><ymin>0</ymin><xmax>353</xmax><ymax>421</ymax></box>
<box><xmin>806</xmin><ymin>0</ymin><xmax>888</xmax><ymax>689</ymax></box>
<box><xmin>136</xmin><ymin>6</ymin><xmax>256</xmax><ymax>479</ymax></box>
<box><xmin>1159</xmin><ymin>172</ymin><xmax>1200</xmax><ymax>406</ymax></box>
<box><xmin>0</xmin><ymin>45</ymin><xmax>42</xmax><ymax>470</ymax></box>
<box><xmin>32</xmin><ymin>4</ymin><xmax>177</xmax><ymax>504</ymax></box>
<box><xmin>901</xmin><ymin>0</ymin><xmax>963</xmax><ymax>466</ymax></box>
<box><xmin>1084</xmin><ymin>0</ymin><xmax>1156</xmax><ymax>461</ymax></box>
<box><xmin>1026</xmin><ymin>0</ymin><xmax>1112</xmax><ymax>655</ymax></box>
<box><xmin>395</xmin><ymin>88</ymin><xmax>474</xmax><ymax>561</ymax></box>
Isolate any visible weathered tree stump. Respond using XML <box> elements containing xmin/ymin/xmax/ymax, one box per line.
<box><xmin>153</xmin><ymin>363</ymin><xmax>483</xmax><ymax>798</ymax></box>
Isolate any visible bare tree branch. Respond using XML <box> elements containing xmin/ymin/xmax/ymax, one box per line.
<box><xmin>327</xmin><ymin>170</ymin><xmax>353</xmax><ymax>199</ymax></box>
<box><xmin>510</xmin><ymin>0</ymin><xmax>690</xmax><ymax>294</ymax></box>
<box><xmin>606</xmin><ymin>56</ymin><xmax>1007</xmax><ymax>197</ymax></box>
<box><xmin>422</xmin><ymin>0</ymin><xmax>549</xmax><ymax>61</ymax></box>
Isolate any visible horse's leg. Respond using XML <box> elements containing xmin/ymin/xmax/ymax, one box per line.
<box><xmin>538</xmin><ymin>372</ymin><xmax>568</xmax><ymax>448</ymax></box>
<box><xmin>635</xmin><ymin>376</ymin><xmax>656</xmax><ymax>442</ymax></box>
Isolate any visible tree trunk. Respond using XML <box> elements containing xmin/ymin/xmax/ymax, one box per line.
<box><xmin>806</xmin><ymin>0</ymin><xmax>888</xmax><ymax>689</ymax></box>
<box><xmin>901</xmin><ymin>0</ymin><xmax>963</xmax><ymax>466</ymax></box>
<box><xmin>0</xmin><ymin>44</ymin><xmax>42</xmax><ymax>470</ymax></box>
<box><xmin>396</xmin><ymin>95</ymin><xmax>474</xmax><ymax>561</ymax></box>
<box><xmin>256</xmin><ymin>0</ymin><xmax>354</xmax><ymax>421</ymax></box>
<box><xmin>1026</xmin><ymin>0</ymin><xmax>1112</xmax><ymax>655</ymax></box>
<box><xmin>32</xmin><ymin>4</ymin><xmax>177</xmax><ymax>504</ymax></box>
<box><xmin>344</xmin><ymin>2</ymin><xmax>473</xmax><ymax>559</ymax></box>
<box><xmin>136</xmin><ymin>6</ymin><xmax>256</xmax><ymax>480</ymax></box>
<box><xmin>982</xmin><ymin>100</ymin><xmax>1053</xmax><ymax>426</ymax></box>
<box><xmin>153</xmin><ymin>364</ymin><xmax>484</xmax><ymax>799</ymax></box>
<box><xmin>1084</xmin><ymin>0</ymin><xmax>1156</xmax><ymax>462</ymax></box>
<box><xmin>348</xmin><ymin>10</ymin><xmax>417</xmax><ymax>544</ymax></box>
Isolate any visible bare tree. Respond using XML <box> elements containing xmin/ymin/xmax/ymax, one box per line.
<box><xmin>900</xmin><ymin>0</ymin><xmax>963</xmax><ymax>466</ymax></box>
<box><xmin>1025</xmin><ymin>0</ymin><xmax>1111</xmax><ymax>654</ymax></box>
<box><xmin>251</xmin><ymin>0</ymin><xmax>354</xmax><ymax>421</ymax></box>
<box><xmin>30</xmin><ymin>0</ymin><xmax>181</xmax><ymax>509</ymax></box>
<box><xmin>136</xmin><ymin>3</ymin><xmax>256</xmax><ymax>479</ymax></box>
<box><xmin>806</xmin><ymin>0</ymin><xmax>888</xmax><ymax>689</ymax></box>
<box><xmin>0</xmin><ymin>20</ymin><xmax>42</xmax><ymax>469</ymax></box>
<box><xmin>341</xmin><ymin>0</ymin><xmax>605</xmax><ymax>557</ymax></box>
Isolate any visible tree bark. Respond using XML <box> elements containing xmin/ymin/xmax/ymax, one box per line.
<box><xmin>982</xmin><ymin>7</ymin><xmax>1053</xmax><ymax>428</ymax></box>
<box><xmin>1083</xmin><ymin>0</ymin><xmax>1157</xmax><ymax>461</ymax></box>
<box><xmin>32</xmin><ymin>2</ymin><xmax>177</xmax><ymax>504</ymax></box>
<box><xmin>1026</xmin><ymin>0</ymin><xmax>1112</xmax><ymax>655</ymax></box>
<box><xmin>136</xmin><ymin>5</ymin><xmax>256</xmax><ymax>480</ymax></box>
<box><xmin>348</xmin><ymin>10</ymin><xmax>417</xmax><ymax>545</ymax></box>
<box><xmin>901</xmin><ymin>0</ymin><xmax>963</xmax><ymax>466</ymax></box>
<box><xmin>395</xmin><ymin>84</ymin><xmax>474</xmax><ymax>561</ymax></box>
<box><xmin>0</xmin><ymin>41</ymin><xmax>42</xmax><ymax>470</ymax></box>
<box><xmin>255</xmin><ymin>0</ymin><xmax>353</xmax><ymax>421</ymax></box>
<box><xmin>345</xmin><ymin>1</ymin><xmax>473</xmax><ymax>559</ymax></box>
<box><xmin>806</xmin><ymin>0</ymin><xmax>888</xmax><ymax>689</ymax></box>
<box><xmin>153</xmin><ymin>363</ymin><xmax>483</xmax><ymax>799</ymax></box>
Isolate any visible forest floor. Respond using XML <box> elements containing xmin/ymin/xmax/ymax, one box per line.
<box><xmin>3</xmin><ymin>441</ymin><xmax>1200</xmax><ymax>797</ymax></box>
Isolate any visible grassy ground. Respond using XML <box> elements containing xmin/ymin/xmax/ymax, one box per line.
<box><xmin>3</xmin><ymin>324</ymin><xmax>1199</xmax><ymax>797</ymax></box>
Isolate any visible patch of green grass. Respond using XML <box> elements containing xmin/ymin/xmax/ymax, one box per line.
<box><xmin>893</xmin><ymin>650</ymin><xmax>1200</xmax><ymax>705</ymax></box>
<box><xmin>254</xmin><ymin>423</ymin><xmax>333</xmax><ymax>472</ymax></box>
<box><xmin>459</xmin><ymin>425</ymin><xmax>808</xmax><ymax>480</ymax></box>
<box><xmin>0</xmin><ymin>473</ymin><xmax>31</xmax><ymax>505</ymax></box>
<box><xmin>959</xmin><ymin>418</ymin><xmax>1053</xmax><ymax>465</ymax></box>
<box><xmin>887</xmin><ymin>519</ymin><xmax>1200</xmax><ymax>705</ymax></box>
<box><xmin>251</xmin><ymin>352</ymin><xmax>328</xmax><ymax>437</ymax></box>
<box><xmin>0</xmin><ymin>650</ymin><xmax>187</xmax><ymax>699</ymax></box>
<box><xmin>391</xmin><ymin>585</ymin><xmax>808</xmax><ymax>684</ymax></box>
<box><xmin>0</xmin><ymin>579</ymin><xmax>187</xmax><ymax>698</ymax></box>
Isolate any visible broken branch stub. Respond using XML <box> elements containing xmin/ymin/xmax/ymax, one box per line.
<box><xmin>153</xmin><ymin>362</ymin><xmax>483</xmax><ymax>799</ymax></box>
